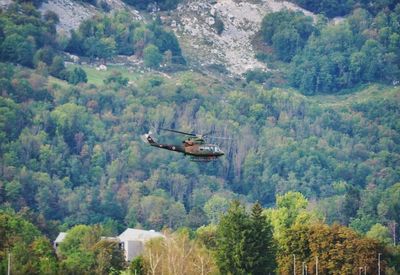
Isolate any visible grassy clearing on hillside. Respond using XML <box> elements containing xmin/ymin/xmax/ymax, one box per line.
<box><xmin>48</xmin><ymin>76</ymin><xmax>69</xmax><ymax>88</ymax></box>
<box><xmin>310</xmin><ymin>84</ymin><xmax>400</xmax><ymax>108</ymax></box>
<box><xmin>68</xmin><ymin>64</ymin><xmax>143</xmax><ymax>86</ymax></box>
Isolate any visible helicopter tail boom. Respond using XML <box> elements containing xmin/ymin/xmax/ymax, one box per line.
<box><xmin>142</xmin><ymin>132</ymin><xmax>185</xmax><ymax>154</ymax></box>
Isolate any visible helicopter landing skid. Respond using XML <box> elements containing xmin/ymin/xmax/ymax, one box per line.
<box><xmin>190</xmin><ymin>156</ymin><xmax>218</xmax><ymax>162</ymax></box>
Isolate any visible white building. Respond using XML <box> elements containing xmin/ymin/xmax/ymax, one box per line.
<box><xmin>54</xmin><ymin>232</ymin><xmax>67</xmax><ymax>250</ymax></box>
<box><xmin>118</xmin><ymin>228</ymin><xmax>164</xmax><ymax>262</ymax></box>
<box><xmin>53</xmin><ymin>228</ymin><xmax>164</xmax><ymax>262</ymax></box>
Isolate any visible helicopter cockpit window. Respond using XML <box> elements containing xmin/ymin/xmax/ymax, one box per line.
<box><xmin>200</xmin><ymin>146</ymin><xmax>214</xmax><ymax>151</ymax></box>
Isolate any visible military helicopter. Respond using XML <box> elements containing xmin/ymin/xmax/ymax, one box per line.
<box><xmin>142</xmin><ymin>128</ymin><xmax>226</xmax><ymax>161</ymax></box>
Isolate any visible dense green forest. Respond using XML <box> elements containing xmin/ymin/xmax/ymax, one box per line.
<box><xmin>285</xmin><ymin>0</ymin><xmax>399</xmax><ymax>17</ymax></box>
<box><xmin>259</xmin><ymin>6</ymin><xmax>400</xmax><ymax>94</ymax></box>
<box><xmin>66</xmin><ymin>12</ymin><xmax>184</xmax><ymax>64</ymax></box>
<box><xmin>0</xmin><ymin>0</ymin><xmax>400</xmax><ymax>273</ymax></box>
<box><xmin>121</xmin><ymin>0</ymin><xmax>181</xmax><ymax>11</ymax></box>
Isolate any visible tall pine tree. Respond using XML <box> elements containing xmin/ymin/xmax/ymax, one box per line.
<box><xmin>244</xmin><ymin>202</ymin><xmax>277</xmax><ymax>274</ymax></box>
<box><xmin>216</xmin><ymin>200</ymin><xmax>249</xmax><ymax>274</ymax></box>
<box><xmin>216</xmin><ymin>200</ymin><xmax>277</xmax><ymax>274</ymax></box>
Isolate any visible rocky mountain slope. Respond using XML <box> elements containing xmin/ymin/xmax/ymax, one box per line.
<box><xmin>163</xmin><ymin>0</ymin><xmax>314</xmax><ymax>75</ymax></box>
<box><xmin>39</xmin><ymin>0</ymin><xmax>143</xmax><ymax>35</ymax></box>
<box><xmin>1</xmin><ymin>0</ymin><xmax>313</xmax><ymax>75</ymax></box>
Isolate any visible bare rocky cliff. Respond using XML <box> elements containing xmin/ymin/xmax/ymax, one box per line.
<box><xmin>164</xmin><ymin>0</ymin><xmax>314</xmax><ymax>75</ymax></box>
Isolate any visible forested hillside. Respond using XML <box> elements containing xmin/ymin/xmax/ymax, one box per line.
<box><xmin>0</xmin><ymin>0</ymin><xmax>400</xmax><ymax>273</ymax></box>
<box><xmin>257</xmin><ymin>4</ymin><xmax>400</xmax><ymax>94</ymax></box>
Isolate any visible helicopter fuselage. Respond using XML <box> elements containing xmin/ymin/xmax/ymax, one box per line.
<box><xmin>145</xmin><ymin>134</ymin><xmax>224</xmax><ymax>160</ymax></box>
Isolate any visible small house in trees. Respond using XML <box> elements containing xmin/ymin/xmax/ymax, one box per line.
<box><xmin>54</xmin><ymin>232</ymin><xmax>67</xmax><ymax>250</ymax></box>
<box><xmin>118</xmin><ymin>228</ymin><xmax>164</xmax><ymax>262</ymax></box>
<box><xmin>53</xmin><ymin>228</ymin><xmax>164</xmax><ymax>262</ymax></box>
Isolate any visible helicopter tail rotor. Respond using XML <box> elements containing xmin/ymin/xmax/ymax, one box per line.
<box><xmin>141</xmin><ymin>131</ymin><xmax>157</xmax><ymax>145</ymax></box>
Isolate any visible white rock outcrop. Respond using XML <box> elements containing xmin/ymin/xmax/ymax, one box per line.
<box><xmin>0</xmin><ymin>0</ymin><xmax>314</xmax><ymax>75</ymax></box>
<box><xmin>167</xmin><ymin>0</ymin><xmax>314</xmax><ymax>75</ymax></box>
<box><xmin>39</xmin><ymin>0</ymin><xmax>142</xmax><ymax>34</ymax></box>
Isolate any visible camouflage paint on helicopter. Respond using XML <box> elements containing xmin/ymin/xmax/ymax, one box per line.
<box><xmin>142</xmin><ymin>129</ymin><xmax>225</xmax><ymax>161</ymax></box>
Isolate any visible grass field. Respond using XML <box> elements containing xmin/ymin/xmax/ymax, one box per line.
<box><xmin>310</xmin><ymin>84</ymin><xmax>400</xmax><ymax>108</ymax></box>
<box><xmin>68</xmin><ymin>64</ymin><xmax>143</xmax><ymax>86</ymax></box>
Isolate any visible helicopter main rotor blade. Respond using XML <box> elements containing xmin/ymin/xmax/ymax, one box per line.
<box><xmin>207</xmin><ymin>136</ymin><xmax>233</xmax><ymax>140</ymax></box>
<box><xmin>160</xmin><ymin>128</ymin><xmax>197</xmax><ymax>137</ymax></box>
<box><xmin>200</xmin><ymin>132</ymin><xmax>213</xmax><ymax>138</ymax></box>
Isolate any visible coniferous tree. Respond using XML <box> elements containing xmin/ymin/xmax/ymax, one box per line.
<box><xmin>244</xmin><ymin>202</ymin><xmax>277</xmax><ymax>274</ymax></box>
<box><xmin>216</xmin><ymin>201</ymin><xmax>277</xmax><ymax>275</ymax></box>
<box><xmin>216</xmin><ymin>200</ymin><xmax>250</xmax><ymax>275</ymax></box>
<box><xmin>67</xmin><ymin>67</ymin><xmax>88</xmax><ymax>85</ymax></box>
